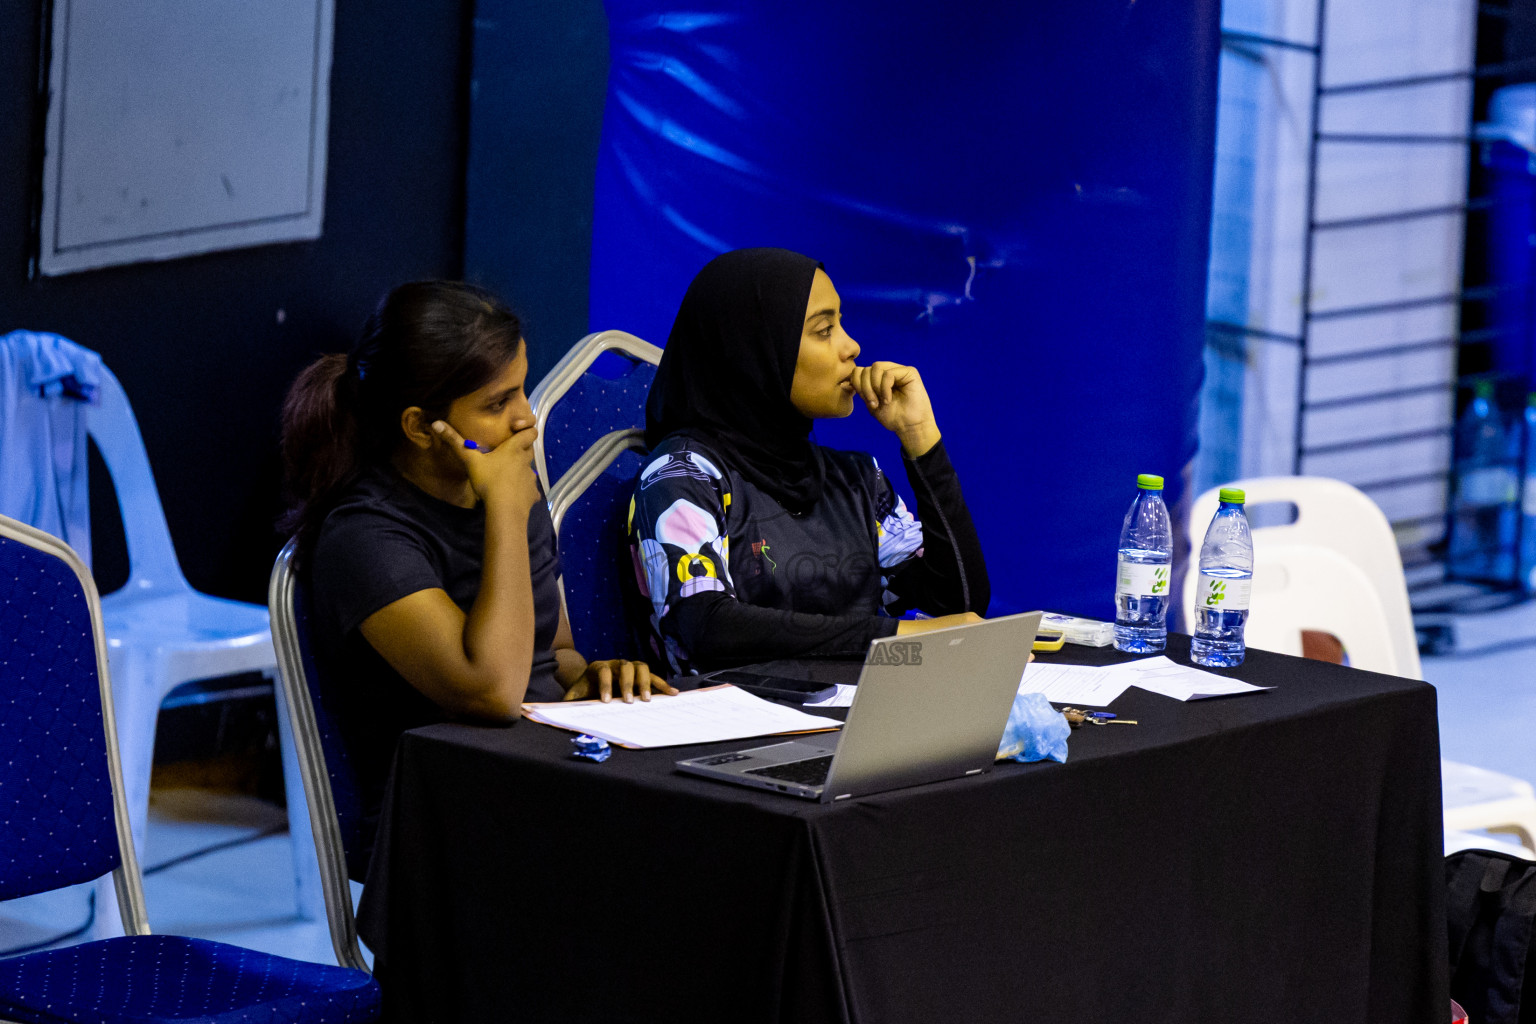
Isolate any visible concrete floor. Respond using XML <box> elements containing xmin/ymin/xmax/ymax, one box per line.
<box><xmin>1427</xmin><ymin>641</ymin><xmax>1536</xmax><ymax>790</ymax></box>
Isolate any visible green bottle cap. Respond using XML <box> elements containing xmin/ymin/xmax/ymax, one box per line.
<box><xmin>1137</xmin><ymin>473</ymin><xmax>1164</xmax><ymax>490</ymax></box>
<box><xmin>1475</xmin><ymin>380</ymin><xmax>1495</xmax><ymax>399</ymax></box>
<box><xmin>1219</xmin><ymin>487</ymin><xmax>1246</xmax><ymax>504</ymax></box>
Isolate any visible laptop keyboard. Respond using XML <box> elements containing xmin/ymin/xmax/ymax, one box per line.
<box><xmin>745</xmin><ymin>755</ymin><xmax>834</xmax><ymax>787</ymax></box>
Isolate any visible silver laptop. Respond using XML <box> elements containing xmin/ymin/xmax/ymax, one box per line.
<box><xmin>676</xmin><ymin>611</ymin><xmax>1042</xmax><ymax>802</ymax></box>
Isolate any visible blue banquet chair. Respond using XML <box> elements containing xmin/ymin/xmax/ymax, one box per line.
<box><xmin>267</xmin><ymin>538</ymin><xmax>371</xmax><ymax>970</ymax></box>
<box><xmin>547</xmin><ymin>428</ymin><xmax>650</xmax><ymax>661</ymax></box>
<box><xmin>529</xmin><ymin>330</ymin><xmax>660</xmax><ymax>492</ymax></box>
<box><xmin>0</xmin><ymin>512</ymin><xmax>379</xmax><ymax>1022</ymax></box>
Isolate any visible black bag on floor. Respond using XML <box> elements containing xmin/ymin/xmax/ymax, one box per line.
<box><xmin>1448</xmin><ymin>848</ymin><xmax>1536</xmax><ymax>1024</ymax></box>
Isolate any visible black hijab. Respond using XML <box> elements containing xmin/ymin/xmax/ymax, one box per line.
<box><xmin>646</xmin><ymin>247</ymin><xmax>828</xmax><ymax>513</ymax></box>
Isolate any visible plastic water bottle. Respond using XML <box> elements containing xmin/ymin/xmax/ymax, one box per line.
<box><xmin>1114</xmin><ymin>474</ymin><xmax>1172</xmax><ymax>653</ymax></box>
<box><xmin>1521</xmin><ymin>393</ymin><xmax>1536</xmax><ymax>594</ymax></box>
<box><xmin>1191</xmin><ymin>488</ymin><xmax>1253</xmax><ymax>668</ymax></box>
<box><xmin>1449</xmin><ymin>380</ymin><xmax>1518</xmax><ymax>583</ymax></box>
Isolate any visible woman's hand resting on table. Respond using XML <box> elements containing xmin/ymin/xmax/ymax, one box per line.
<box><xmin>895</xmin><ymin>612</ymin><xmax>984</xmax><ymax>635</ymax></box>
<box><xmin>561</xmin><ymin>659</ymin><xmax>678</xmax><ymax>703</ymax></box>
<box><xmin>850</xmin><ymin>361</ymin><xmax>942</xmax><ymax>458</ymax></box>
<box><xmin>895</xmin><ymin>613</ymin><xmax>1031</xmax><ymax>659</ymax></box>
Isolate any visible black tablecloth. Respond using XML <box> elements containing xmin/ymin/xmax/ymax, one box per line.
<box><xmin>357</xmin><ymin>636</ymin><xmax>1448</xmax><ymax>1023</ymax></box>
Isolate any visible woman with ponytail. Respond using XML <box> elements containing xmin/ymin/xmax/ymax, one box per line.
<box><xmin>281</xmin><ymin>281</ymin><xmax>671</xmax><ymax>874</ymax></box>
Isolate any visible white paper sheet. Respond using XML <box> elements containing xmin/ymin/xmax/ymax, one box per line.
<box><xmin>521</xmin><ymin>684</ymin><xmax>842</xmax><ymax>749</ymax></box>
<box><xmin>1110</xmin><ymin>656</ymin><xmax>1274</xmax><ymax>701</ymax></box>
<box><xmin>805</xmin><ymin>683</ymin><xmax>857</xmax><ymax>708</ymax></box>
<box><xmin>1017</xmin><ymin>663</ymin><xmax>1134</xmax><ymax>708</ymax></box>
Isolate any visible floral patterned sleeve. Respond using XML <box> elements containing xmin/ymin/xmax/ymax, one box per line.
<box><xmin>877</xmin><ymin>440</ymin><xmax>990</xmax><ymax>617</ymax></box>
<box><xmin>870</xmin><ymin>457</ymin><xmax>924</xmax><ymax>613</ymax></box>
<box><xmin>630</xmin><ymin>446</ymin><xmax>738</xmax><ymax>622</ymax></box>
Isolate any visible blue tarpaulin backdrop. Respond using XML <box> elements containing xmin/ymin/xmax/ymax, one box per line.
<box><xmin>589</xmin><ymin>0</ymin><xmax>1219</xmax><ymax>619</ymax></box>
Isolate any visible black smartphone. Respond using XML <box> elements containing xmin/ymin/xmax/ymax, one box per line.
<box><xmin>705</xmin><ymin>669</ymin><xmax>838</xmax><ymax>705</ymax></box>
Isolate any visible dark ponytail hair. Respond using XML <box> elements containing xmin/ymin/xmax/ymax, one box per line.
<box><xmin>280</xmin><ymin>280</ymin><xmax>523</xmax><ymax>562</ymax></box>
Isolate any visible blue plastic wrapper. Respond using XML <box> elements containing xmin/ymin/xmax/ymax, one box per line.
<box><xmin>571</xmin><ymin>734</ymin><xmax>612</xmax><ymax>763</ymax></box>
<box><xmin>995</xmin><ymin>692</ymin><xmax>1070</xmax><ymax>764</ymax></box>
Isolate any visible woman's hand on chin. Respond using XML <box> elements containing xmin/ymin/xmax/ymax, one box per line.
<box><xmin>561</xmin><ymin>659</ymin><xmax>678</xmax><ymax>703</ymax></box>
<box><xmin>432</xmin><ymin>419</ymin><xmax>541</xmax><ymax>515</ymax></box>
<box><xmin>850</xmin><ymin>362</ymin><xmax>941</xmax><ymax>457</ymax></box>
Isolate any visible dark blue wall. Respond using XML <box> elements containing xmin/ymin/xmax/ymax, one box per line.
<box><xmin>464</xmin><ymin>0</ymin><xmax>611</xmax><ymax>388</ymax></box>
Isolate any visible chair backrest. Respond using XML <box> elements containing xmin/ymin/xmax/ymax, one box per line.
<box><xmin>1185</xmin><ymin>476</ymin><xmax>1422</xmax><ymax>678</ymax></box>
<box><xmin>0</xmin><ymin>514</ymin><xmax>148</xmax><ymax>933</ymax></box>
<box><xmin>548</xmin><ymin>429</ymin><xmax>650</xmax><ymax>661</ymax></box>
<box><xmin>267</xmin><ymin>539</ymin><xmax>370</xmax><ymax>971</ymax></box>
<box><xmin>1218</xmin><ymin>541</ymin><xmax>1404</xmax><ymax>675</ymax></box>
<box><xmin>83</xmin><ymin>365</ymin><xmax>188</xmax><ymax>596</ymax></box>
<box><xmin>529</xmin><ymin>330</ymin><xmax>661</xmax><ymax>493</ymax></box>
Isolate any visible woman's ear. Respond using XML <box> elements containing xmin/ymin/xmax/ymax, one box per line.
<box><xmin>399</xmin><ymin>406</ymin><xmax>435</xmax><ymax>450</ymax></box>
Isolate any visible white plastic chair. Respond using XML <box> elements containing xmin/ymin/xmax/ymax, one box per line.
<box><xmin>1183</xmin><ymin>541</ymin><xmax>1406</xmax><ymax>672</ymax></box>
<box><xmin>1444</xmin><ymin>828</ymin><xmax>1536</xmax><ymax>861</ymax></box>
<box><xmin>1186</xmin><ymin>476</ymin><xmax>1536</xmax><ymax>853</ymax></box>
<box><xmin>84</xmin><ymin>365</ymin><xmax>317</xmax><ymax>932</ymax></box>
<box><xmin>1442</xmin><ymin>763</ymin><xmax>1536</xmax><ymax>852</ymax></box>
<box><xmin>1186</xmin><ymin>476</ymin><xmax>1420</xmax><ymax>677</ymax></box>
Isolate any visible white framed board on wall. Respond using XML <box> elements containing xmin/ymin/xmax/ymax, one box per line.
<box><xmin>35</xmin><ymin>0</ymin><xmax>335</xmax><ymax>277</ymax></box>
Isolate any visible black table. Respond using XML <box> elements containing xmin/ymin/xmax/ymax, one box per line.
<box><xmin>357</xmin><ymin>636</ymin><xmax>1448</xmax><ymax>1023</ymax></box>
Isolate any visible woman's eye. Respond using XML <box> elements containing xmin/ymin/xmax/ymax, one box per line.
<box><xmin>818</xmin><ymin>325</ymin><xmax>835</xmax><ymax>338</ymax></box>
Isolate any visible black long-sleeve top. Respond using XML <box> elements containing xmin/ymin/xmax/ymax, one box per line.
<box><xmin>627</xmin><ymin>434</ymin><xmax>989</xmax><ymax>674</ymax></box>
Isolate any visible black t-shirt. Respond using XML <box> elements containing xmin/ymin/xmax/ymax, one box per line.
<box><xmin>309</xmin><ymin>464</ymin><xmax>563</xmax><ymax>873</ymax></box>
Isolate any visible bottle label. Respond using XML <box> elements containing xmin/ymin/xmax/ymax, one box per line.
<box><xmin>1197</xmin><ymin>574</ymin><xmax>1251</xmax><ymax>612</ymax></box>
<box><xmin>1460</xmin><ymin>467</ymin><xmax>1518</xmax><ymax>507</ymax></box>
<box><xmin>1116</xmin><ymin>558</ymin><xmax>1170</xmax><ymax>598</ymax></box>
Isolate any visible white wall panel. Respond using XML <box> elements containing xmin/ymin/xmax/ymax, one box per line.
<box><xmin>1302</xmin><ymin>389</ymin><xmax>1455</xmax><ymax>447</ymax></box>
<box><xmin>1308</xmin><ymin>301</ymin><xmax>1457</xmax><ymax>359</ymax></box>
<box><xmin>1307</xmin><ymin>345</ymin><xmax>1456</xmax><ymax>403</ymax></box>
<box><xmin>38</xmin><ymin>0</ymin><xmax>334</xmax><ymax>275</ymax></box>
<box><xmin>1301</xmin><ymin>434</ymin><xmax>1454</xmax><ymax>485</ymax></box>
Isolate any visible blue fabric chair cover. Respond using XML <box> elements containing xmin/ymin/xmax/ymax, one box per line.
<box><xmin>540</xmin><ymin>354</ymin><xmax>654</xmax><ymax>490</ymax></box>
<box><xmin>289</xmin><ymin>582</ymin><xmax>368</xmax><ymax>883</ymax></box>
<box><xmin>0</xmin><ymin>518</ymin><xmax>380</xmax><ymax>1022</ymax></box>
<box><xmin>267</xmin><ymin>541</ymin><xmax>370</xmax><ymax>971</ymax></box>
<box><xmin>0</xmin><ymin>935</ymin><xmax>378</xmax><ymax>1024</ymax></box>
<box><xmin>0</xmin><ymin>528</ymin><xmax>120</xmax><ymax>899</ymax></box>
<box><xmin>560</xmin><ymin>448</ymin><xmax>648</xmax><ymax>661</ymax></box>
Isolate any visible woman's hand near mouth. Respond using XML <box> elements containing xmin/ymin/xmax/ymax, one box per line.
<box><xmin>849</xmin><ymin>362</ymin><xmax>941</xmax><ymax>457</ymax></box>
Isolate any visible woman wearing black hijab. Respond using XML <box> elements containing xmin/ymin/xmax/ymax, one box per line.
<box><xmin>629</xmin><ymin>247</ymin><xmax>989</xmax><ymax>674</ymax></box>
